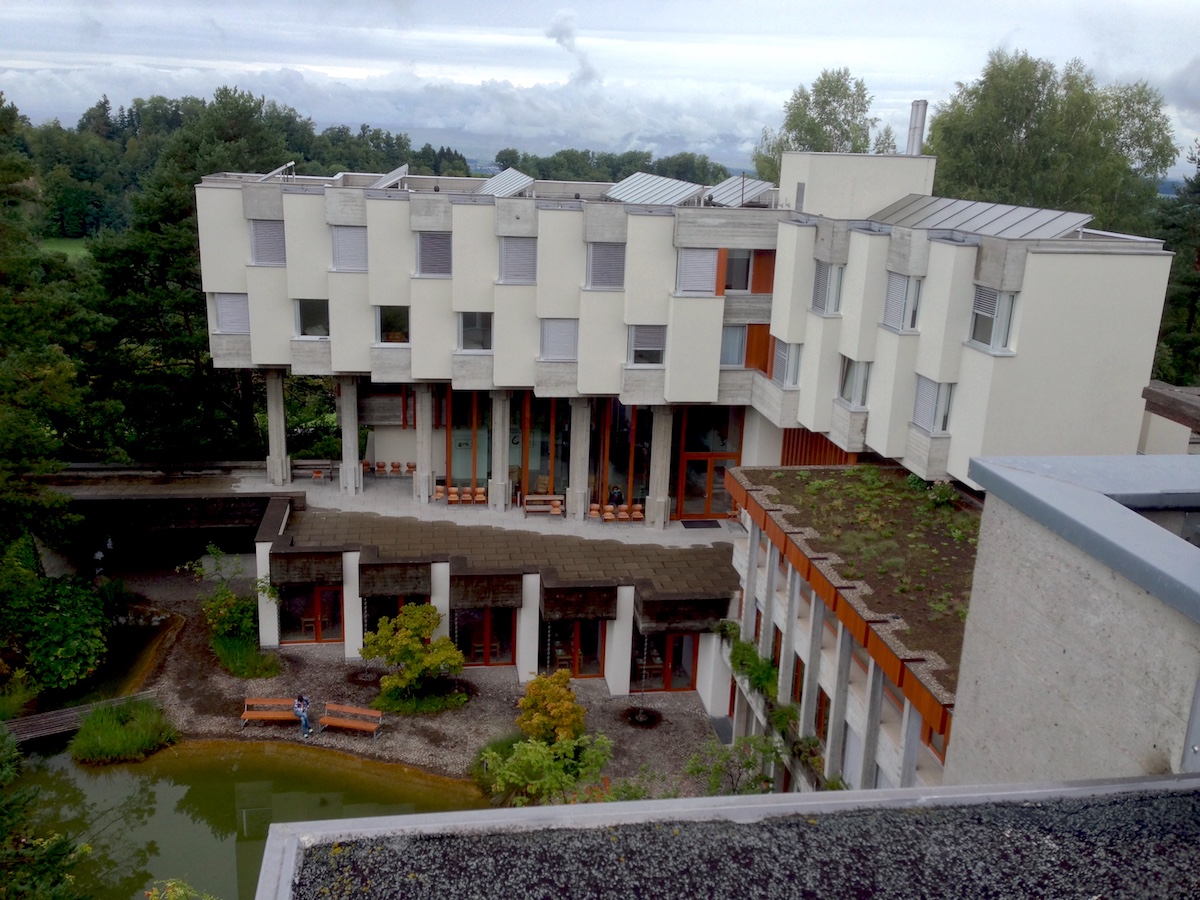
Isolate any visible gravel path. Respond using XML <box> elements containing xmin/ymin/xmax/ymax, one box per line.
<box><xmin>122</xmin><ymin>567</ymin><xmax>716</xmax><ymax>792</ymax></box>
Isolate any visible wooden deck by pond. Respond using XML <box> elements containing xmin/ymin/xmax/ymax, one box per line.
<box><xmin>5</xmin><ymin>690</ymin><xmax>160</xmax><ymax>742</ymax></box>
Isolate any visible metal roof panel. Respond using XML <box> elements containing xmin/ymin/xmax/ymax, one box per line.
<box><xmin>604</xmin><ymin>171</ymin><xmax>706</xmax><ymax>206</ymax></box>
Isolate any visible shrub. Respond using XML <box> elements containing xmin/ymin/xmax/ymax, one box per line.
<box><xmin>767</xmin><ymin>702</ymin><xmax>799</xmax><ymax>735</ymax></box>
<box><xmin>70</xmin><ymin>699</ymin><xmax>178</xmax><ymax>764</ymax></box>
<box><xmin>481</xmin><ymin>734</ymin><xmax>613</xmax><ymax>806</ymax></box>
<box><xmin>516</xmin><ymin>670</ymin><xmax>585</xmax><ymax>743</ymax></box>
<box><xmin>685</xmin><ymin>735</ymin><xmax>781</xmax><ymax>795</ymax></box>
<box><xmin>712</xmin><ymin>619</ymin><xmax>741</xmax><ymax>642</ymax></box>
<box><xmin>728</xmin><ymin>639</ymin><xmax>778</xmax><ymax>700</ymax></box>
<box><xmin>471</xmin><ymin>730</ymin><xmax>524</xmax><ymax>795</ymax></box>
<box><xmin>23</xmin><ymin>577</ymin><xmax>109</xmax><ymax>690</ymax></box>
<box><xmin>362</xmin><ymin>605</ymin><xmax>465</xmax><ymax>702</ymax></box>
<box><xmin>210</xmin><ymin>635</ymin><xmax>281</xmax><ymax>678</ymax></box>
<box><xmin>0</xmin><ymin>669</ymin><xmax>38</xmax><ymax>721</ymax></box>
<box><xmin>201</xmin><ymin>582</ymin><xmax>258</xmax><ymax>641</ymax></box>
<box><xmin>375</xmin><ymin>681</ymin><xmax>469</xmax><ymax>715</ymax></box>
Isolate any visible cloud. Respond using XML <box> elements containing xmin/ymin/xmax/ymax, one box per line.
<box><xmin>544</xmin><ymin>10</ymin><xmax>600</xmax><ymax>87</ymax></box>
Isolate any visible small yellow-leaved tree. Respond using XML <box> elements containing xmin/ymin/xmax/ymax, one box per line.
<box><xmin>515</xmin><ymin>669</ymin><xmax>586</xmax><ymax>743</ymax></box>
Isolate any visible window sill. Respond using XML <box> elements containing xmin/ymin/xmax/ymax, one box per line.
<box><xmin>834</xmin><ymin>397</ymin><xmax>867</xmax><ymax>412</ymax></box>
<box><xmin>295</xmin><ymin>335</ymin><xmax>330</xmax><ymax>341</ymax></box>
<box><xmin>249</xmin><ymin>261</ymin><xmax>286</xmax><ymax>267</ymax></box>
<box><xmin>582</xmin><ymin>285</ymin><xmax>624</xmax><ymax>292</ymax></box>
<box><xmin>372</xmin><ymin>341</ymin><xmax>411</xmax><ymax>348</ymax></box>
<box><xmin>879</xmin><ymin>323</ymin><xmax>920</xmax><ymax>336</ymax></box>
<box><xmin>770</xmin><ymin>380</ymin><xmax>801</xmax><ymax>391</ymax></box>
<box><xmin>496</xmin><ymin>279</ymin><xmax>536</xmax><ymax>286</ymax></box>
<box><xmin>673</xmin><ymin>291</ymin><xmax>717</xmax><ymax>299</ymax></box>
<box><xmin>455</xmin><ymin>349</ymin><xmax>494</xmax><ymax>355</ymax></box>
<box><xmin>537</xmin><ymin>357</ymin><xmax>577</xmax><ymax>363</ymax></box>
<box><xmin>412</xmin><ymin>273</ymin><xmax>451</xmax><ymax>279</ymax></box>
<box><xmin>910</xmin><ymin>424</ymin><xmax>951</xmax><ymax>438</ymax></box>
<box><xmin>330</xmin><ymin>268</ymin><xmax>368</xmax><ymax>274</ymax></box>
<box><xmin>963</xmin><ymin>340</ymin><xmax>1016</xmax><ymax>358</ymax></box>
<box><xmin>213</xmin><ymin>330</ymin><xmax>251</xmax><ymax>336</ymax></box>
<box><xmin>624</xmin><ymin>363</ymin><xmax>665</xmax><ymax>369</ymax></box>
<box><xmin>809</xmin><ymin>308</ymin><xmax>842</xmax><ymax>318</ymax></box>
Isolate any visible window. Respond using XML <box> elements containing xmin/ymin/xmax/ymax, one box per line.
<box><xmin>720</xmin><ymin>325</ymin><xmax>746</xmax><ymax>367</ymax></box>
<box><xmin>499</xmin><ymin>236</ymin><xmax>537</xmax><ymax>284</ymax></box>
<box><xmin>377</xmin><ymin>306</ymin><xmax>409</xmax><ymax>343</ymax></box>
<box><xmin>250</xmin><ymin>219</ymin><xmax>286</xmax><ymax>266</ymax></box>
<box><xmin>540</xmin><ymin>318</ymin><xmax>579</xmax><ymax>361</ymax></box>
<box><xmin>913</xmin><ymin>375</ymin><xmax>954</xmax><ymax>434</ymax></box>
<box><xmin>772</xmin><ymin>340</ymin><xmax>801</xmax><ymax>387</ymax></box>
<box><xmin>417</xmin><ymin>231</ymin><xmax>452</xmax><ymax>276</ymax></box>
<box><xmin>970</xmin><ymin>285</ymin><xmax>1016</xmax><ymax>351</ymax></box>
<box><xmin>214</xmin><ymin>292</ymin><xmax>250</xmax><ymax>333</ymax></box>
<box><xmin>587</xmin><ymin>242</ymin><xmax>625</xmax><ymax>289</ymax></box>
<box><xmin>838</xmin><ymin>356</ymin><xmax>871</xmax><ymax>407</ymax></box>
<box><xmin>725</xmin><ymin>248</ymin><xmax>751</xmax><ymax>292</ymax></box>
<box><xmin>628</xmin><ymin>325</ymin><xmax>666</xmax><ymax>365</ymax></box>
<box><xmin>811</xmin><ymin>261</ymin><xmax>844</xmax><ymax>314</ymax></box>
<box><xmin>676</xmin><ymin>248</ymin><xmax>718</xmax><ymax>294</ymax></box>
<box><xmin>882</xmin><ymin>272</ymin><xmax>922</xmax><ymax>331</ymax></box>
<box><xmin>331</xmin><ymin>225</ymin><xmax>368</xmax><ymax>272</ymax></box>
<box><xmin>296</xmin><ymin>299</ymin><xmax>329</xmax><ymax>337</ymax></box>
<box><xmin>459</xmin><ymin>312</ymin><xmax>492</xmax><ymax>351</ymax></box>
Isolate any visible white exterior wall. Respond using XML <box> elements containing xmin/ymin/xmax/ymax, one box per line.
<box><xmin>247</xmin><ymin>266</ymin><xmax>292</xmax><ymax>366</ymax></box>
<box><xmin>516</xmin><ymin>574</ymin><xmax>541</xmax><ymax>683</ymax></box>
<box><xmin>536</xmin><ymin>209</ymin><xmax>584</xmax><ymax>318</ymax></box>
<box><xmin>329</xmin><ymin>272</ymin><xmax>372</xmax><ymax>373</ymax></box>
<box><xmin>945</xmin><ymin>495</ymin><xmax>1200</xmax><ymax>785</ymax></box>
<box><xmin>796</xmin><ymin>314</ymin><xmax>842</xmax><ymax>432</ymax></box>
<box><xmin>604</xmin><ymin>586</ymin><xmax>635</xmax><ymax>697</ymax></box>
<box><xmin>914</xmin><ymin>239</ymin><xmax>975</xmax><ymax>381</ymax></box>
<box><xmin>366</xmin><ymin>197</ymin><xmax>413</xmax><ymax>307</ymax></box>
<box><xmin>494</xmin><ymin>284</ymin><xmax>538</xmax><ymax>386</ymax></box>
<box><xmin>342</xmin><ymin>550</ymin><xmax>363</xmax><ymax>659</ymax></box>
<box><xmin>430</xmin><ymin>561</ymin><xmax>451</xmax><ymax>639</ymax></box>
<box><xmin>780</xmin><ymin>152</ymin><xmax>936</xmax><ymax>219</ymax></box>
<box><xmin>197</xmin><ymin>186</ymin><xmax>249</xmax><ymax>292</ymax></box>
<box><xmin>410</xmin><ymin>277</ymin><xmax>455</xmax><ymax>379</ymax></box>
<box><xmin>624</xmin><ymin>215</ymin><xmax>675</xmax><ymax>324</ymax></box>
<box><xmin>741</xmin><ymin>407</ymin><xmax>784</xmax><ymax>466</ymax></box>
<box><xmin>770</xmin><ymin>223</ymin><xmax>815</xmax><ymax>344</ymax></box>
<box><xmin>836</xmin><ymin>230</ymin><xmax>889</xmax><ymax>362</ymax></box>
<box><xmin>282</xmin><ymin>192</ymin><xmax>331</xmax><ymax>299</ymax></box>
<box><xmin>866</xmin><ymin>329</ymin><xmax>920</xmax><ymax>457</ymax></box>
<box><xmin>578</xmin><ymin>290</ymin><xmax>627</xmax><ymax>394</ymax></box>
<box><xmin>665</xmin><ymin>294</ymin><xmax>722</xmax><ymax>402</ymax></box>
<box><xmin>452</xmin><ymin>204</ymin><xmax>497</xmax><ymax>312</ymax></box>
<box><xmin>1139</xmin><ymin>412</ymin><xmax>1191</xmax><ymax>455</ymax></box>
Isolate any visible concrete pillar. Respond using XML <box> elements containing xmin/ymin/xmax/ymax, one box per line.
<box><xmin>265</xmin><ymin>368</ymin><xmax>291</xmax><ymax>485</ymax></box>
<box><xmin>777</xmin><ymin>567</ymin><xmax>799</xmax><ymax>701</ymax></box>
<box><xmin>342</xmin><ymin>550</ymin><xmax>363</xmax><ymax>659</ymax></box>
<box><xmin>568</xmin><ymin>397</ymin><xmax>591</xmax><ymax>519</ymax></box>
<box><xmin>516</xmin><ymin>573</ymin><xmax>541</xmax><ymax>683</ymax></box>
<box><xmin>900</xmin><ymin>699</ymin><xmax>923</xmax><ymax>787</ymax></box>
<box><xmin>757</xmin><ymin>544</ymin><xmax>779</xmax><ymax>657</ymax></box>
<box><xmin>337</xmin><ymin>377</ymin><xmax>362</xmax><ymax>495</ymax></box>
<box><xmin>489</xmin><ymin>391</ymin><xmax>511</xmax><ymax>511</ymax></box>
<box><xmin>696</xmin><ymin>632</ymin><xmax>732</xmax><ymax>718</ymax></box>
<box><xmin>824</xmin><ymin>623</ymin><xmax>853</xmax><ymax>780</ymax></box>
<box><xmin>414</xmin><ymin>384</ymin><xmax>434</xmax><ymax>502</ymax></box>
<box><xmin>859</xmin><ymin>659</ymin><xmax>885</xmax><ymax>789</ymax></box>
<box><xmin>797</xmin><ymin>595</ymin><xmax>825</xmax><ymax>737</ymax></box>
<box><xmin>604</xmin><ymin>585</ymin><xmax>635</xmax><ymax>697</ymax></box>
<box><xmin>645</xmin><ymin>405</ymin><xmax>673</xmax><ymax>528</ymax></box>
<box><xmin>255</xmin><ymin>539</ymin><xmax>279</xmax><ymax>647</ymax></box>
<box><xmin>740</xmin><ymin>521</ymin><xmax>761</xmax><ymax>640</ymax></box>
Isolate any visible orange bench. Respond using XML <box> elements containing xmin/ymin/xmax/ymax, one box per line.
<box><xmin>318</xmin><ymin>703</ymin><xmax>384</xmax><ymax>741</ymax></box>
<box><xmin>241</xmin><ymin>697</ymin><xmax>299</xmax><ymax>730</ymax></box>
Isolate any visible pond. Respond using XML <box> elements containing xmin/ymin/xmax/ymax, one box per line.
<box><xmin>17</xmin><ymin>739</ymin><xmax>488</xmax><ymax>900</ymax></box>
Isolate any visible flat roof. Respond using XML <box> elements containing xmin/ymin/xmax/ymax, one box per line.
<box><xmin>870</xmin><ymin>194</ymin><xmax>1093</xmax><ymax>239</ymax></box>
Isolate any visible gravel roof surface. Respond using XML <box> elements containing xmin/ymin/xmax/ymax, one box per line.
<box><xmin>291</xmin><ymin>788</ymin><xmax>1200</xmax><ymax>899</ymax></box>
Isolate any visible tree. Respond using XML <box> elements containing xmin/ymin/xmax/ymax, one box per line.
<box><xmin>685</xmin><ymin>735</ymin><xmax>782</xmax><ymax>795</ymax></box>
<box><xmin>926</xmin><ymin>49</ymin><xmax>1177</xmax><ymax>233</ymax></box>
<box><xmin>360</xmin><ymin>605</ymin><xmax>464</xmax><ymax>703</ymax></box>
<box><xmin>480</xmin><ymin>733</ymin><xmax>613</xmax><ymax>806</ymax></box>
<box><xmin>515</xmin><ymin>670</ymin><xmax>586</xmax><ymax>743</ymax></box>
<box><xmin>1153</xmin><ymin>139</ymin><xmax>1200</xmax><ymax>384</ymax></box>
<box><xmin>753</xmin><ymin>68</ymin><xmax>886</xmax><ymax>182</ymax></box>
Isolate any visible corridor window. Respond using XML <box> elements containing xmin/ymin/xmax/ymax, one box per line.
<box><xmin>720</xmin><ymin>326</ymin><xmax>747</xmax><ymax>367</ymax></box>
<box><xmin>296</xmin><ymin>299</ymin><xmax>329</xmax><ymax>338</ymax></box>
<box><xmin>331</xmin><ymin>225</ymin><xmax>368</xmax><ymax>272</ymax></box>
<box><xmin>725</xmin><ymin>249</ymin><xmax>752</xmax><ymax>292</ymax></box>
<box><xmin>459</xmin><ymin>312</ymin><xmax>492</xmax><ymax>351</ymax></box>
<box><xmin>913</xmin><ymin>375</ymin><xmax>954</xmax><ymax>434</ymax></box>
<box><xmin>838</xmin><ymin>356</ymin><xmax>871</xmax><ymax>408</ymax></box>
<box><xmin>417</xmin><ymin>232</ymin><xmax>452</xmax><ymax>276</ymax></box>
<box><xmin>499</xmin><ymin>236</ymin><xmax>537</xmax><ymax>284</ymax></box>
<box><xmin>811</xmin><ymin>261</ymin><xmax>844</xmax><ymax>314</ymax></box>
<box><xmin>214</xmin><ymin>293</ymin><xmax>250</xmax><ymax>334</ymax></box>
<box><xmin>250</xmin><ymin>219</ymin><xmax>286</xmax><ymax>266</ymax></box>
<box><xmin>377</xmin><ymin>306</ymin><xmax>410</xmax><ymax>344</ymax></box>
<box><xmin>587</xmin><ymin>242</ymin><xmax>625</xmax><ymax>289</ymax></box>
<box><xmin>969</xmin><ymin>285</ymin><xmax>1016</xmax><ymax>351</ymax></box>
<box><xmin>676</xmin><ymin>248</ymin><xmax>718</xmax><ymax>294</ymax></box>
<box><xmin>628</xmin><ymin>325</ymin><xmax>666</xmax><ymax>365</ymax></box>
<box><xmin>540</xmin><ymin>318</ymin><xmax>578</xmax><ymax>361</ymax></box>
<box><xmin>772</xmin><ymin>340</ymin><xmax>801</xmax><ymax>387</ymax></box>
<box><xmin>882</xmin><ymin>272</ymin><xmax>922</xmax><ymax>331</ymax></box>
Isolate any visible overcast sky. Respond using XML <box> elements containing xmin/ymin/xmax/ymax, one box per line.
<box><xmin>4</xmin><ymin>0</ymin><xmax>1199</xmax><ymax>176</ymax></box>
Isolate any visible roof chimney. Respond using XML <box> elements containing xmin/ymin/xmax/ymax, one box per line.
<box><xmin>906</xmin><ymin>100</ymin><xmax>928</xmax><ymax>156</ymax></box>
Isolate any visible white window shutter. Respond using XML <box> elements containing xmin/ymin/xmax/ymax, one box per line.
<box><xmin>812</xmin><ymin>261</ymin><xmax>830</xmax><ymax>312</ymax></box>
<box><xmin>677</xmin><ymin>248</ymin><xmax>718</xmax><ymax>293</ymax></box>
<box><xmin>588</xmin><ymin>243</ymin><xmax>626</xmax><ymax>288</ymax></box>
<box><xmin>215</xmin><ymin>293</ymin><xmax>250</xmax><ymax>333</ymax></box>
<box><xmin>501</xmin><ymin>237</ymin><xmax>537</xmax><ymax>283</ymax></box>
<box><xmin>883</xmin><ymin>272</ymin><xmax>907</xmax><ymax>328</ymax></box>
<box><xmin>419</xmin><ymin>232</ymin><xmax>452</xmax><ymax>275</ymax></box>
<box><xmin>773</xmin><ymin>339</ymin><xmax>790</xmax><ymax>384</ymax></box>
<box><xmin>634</xmin><ymin>325</ymin><xmax>666</xmax><ymax>351</ymax></box>
<box><xmin>973</xmin><ymin>285</ymin><xmax>999</xmax><ymax>317</ymax></box>
<box><xmin>251</xmin><ymin>220</ymin><xmax>286</xmax><ymax>265</ymax></box>
<box><xmin>540</xmin><ymin>319</ymin><xmax>578</xmax><ymax>360</ymax></box>
<box><xmin>913</xmin><ymin>375</ymin><xmax>937</xmax><ymax>432</ymax></box>
<box><xmin>332</xmin><ymin>226</ymin><xmax>368</xmax><ymax>271</ymax></box>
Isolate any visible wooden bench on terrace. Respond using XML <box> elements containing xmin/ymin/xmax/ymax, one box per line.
<box><xmin>318</xmin><ymin>703</ymin><xmax>384</xmax><ymax>740</ymax></box>
<box><xmin>240</xmin><ymin>698</ymin><xmax>298</xmax><ymax>730</ymax></box>
<box><xmin>523</xmin><ymin>494</ymin><xmax>565</xmax><ymax>517</ymax></box>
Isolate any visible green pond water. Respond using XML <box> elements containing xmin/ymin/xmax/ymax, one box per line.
<box><xmin>17</xmin><ymin>740</ymin><xmax>488</xmax><ymax>900</ymax></box>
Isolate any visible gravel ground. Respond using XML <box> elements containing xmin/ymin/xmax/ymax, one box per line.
<box><xmin>123</xmin><ymin>566</ymin><xmax>716</xmax><ymax>790</ymax></box>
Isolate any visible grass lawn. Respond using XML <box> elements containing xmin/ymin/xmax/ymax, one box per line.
<box><xmin>40</xmin><ymin>237</ymin><xmax>91</xmax><ymax>260</ymax></box>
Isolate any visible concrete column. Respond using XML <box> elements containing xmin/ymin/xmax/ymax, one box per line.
<box><xmin>489</xmin><ymin>391</ymin><xmax>511</xmax><ymax>511</ymax></box>
<box><xmin>337</xmin><ymin>377</ymin><xmax>362</xmax><ymax>495</ymax></box>
<box><xmin>645</xmin><ymin>405</ymin><xmax>673</xmax><ymax>528</ymax></box>
<box><xmin>740</xmin><ymin>521</ymin><xmax>760</xmax><ymax>640</ymax></box>
<box><xmin>859</xmin><ymin>659</ymin><xmax>885</xmax><ymax>789</ymax></box>
<box><xmin>414</xmin><ymin>384</ymin><xmax>434</xmax><ymax>502</ymax></box>
<box><xmin>899</xmin><ymin>699</ymin><xmax>923</xmax><ymax>787</ymax></box>
<box><xmin>757</xmin><ymin>544</ymin><xmax>779</xmax><ymax>656</ymax></box>
<box><xmin>696</xmin><ymin>632</ymin><xmax>732</xmax><ymax>718</ymax></box>
<box><xmin>430</xmin><ymin>561</ymin><xmax>451</xmax><ymax>639</ymax></box>
<box><xmin>777</xmin><ymin>567</ymin><xmax>799</xmax><ymax>702</ymax></box>
<box><xmin>824</xmin><ymin>623</ymin><xmax>853</xmax><ymax>780</ymax></box>
<box><xmin>516</xmin><ymin>574</ymin><xmax>541</xmax><ymax>683</ymax></box>
<box><xmin>342</xmin><ymin>550</ymin><xmax>363</xmax><ymax>659</ymax></box>
<box><xmin>797</xmin><ymin>595</ymin><xmax>826</xmax><ymax>737</ymax></box>
<box><xmin>255</xmin><ymin>539</ymin><xmax>279</xmax><ymax>647</ymax></box>
<box><xmin>568</xmin><ymin>397</ymin><xmax>591</xmax><ymax>519</ymax></box>
<box><xmin>264</xmin><ymin>368</ymin><xmax>291</xmax><ymax>485</ymax></box>
<box><xmin>604</xmin><ymin>585</ymin><xmax>635</xmax><ymax>697</ymax></box>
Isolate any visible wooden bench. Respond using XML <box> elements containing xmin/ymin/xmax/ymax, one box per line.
<box><xmin>319</xmin><ymin>703</ymin><xmax>384</xmax><ymax>741</ymax></box>
<box><xmin>523</xmin><ymin>494</ymin><xmax>565</xmax><ymax>517</ymax></box>
<box><xmin>241</xmin><ymin>698</ymin><xmax>299</xmax><ymax>730</ymax></box>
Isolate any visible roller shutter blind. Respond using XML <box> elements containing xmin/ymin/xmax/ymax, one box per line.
<box><xmin>913</xmin><ymin>375</ymin><xmax>938</xmax><ymax>432</ymax></box>
<box><xmin>540</xmin><ymin>319</ymin><xmax>578</xmax><ymax>360</ymax></box>
<box><xmin>215</xmin><ymin>293</ymin><xmax>250</xmax><ymax>333</ymax></box>
<box><xmin>588</xmin><ymin>242</ymin><xmax>626</xmax><ymax>288</ymax></box>
<box><xmin>883</xmin><ymin>272</ymin><xmax>907</xmax><ymax>329</ymax></box>
<box><xmin>332</xmin><ymin>226</ymin><xmax>368</xmax><ymax>271</ymax></box>
<box><xmin>677</xmin><ymin>248</ymin><xmax>718</xmax><ymax>293</ymax></box>
<box><xmin>250</xmin><ymin>220</ymin><xmax>286</xmax><ymax>265</ymax></box>
<box><xmin>418</xmin><ymin>232</ymin><xmax>452</xmax><ymax>275</ymax></box>
<box><xmin>500</xmin><ymin>237</ymin><xmax>537</xmax><ymax>283</ymax></box>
